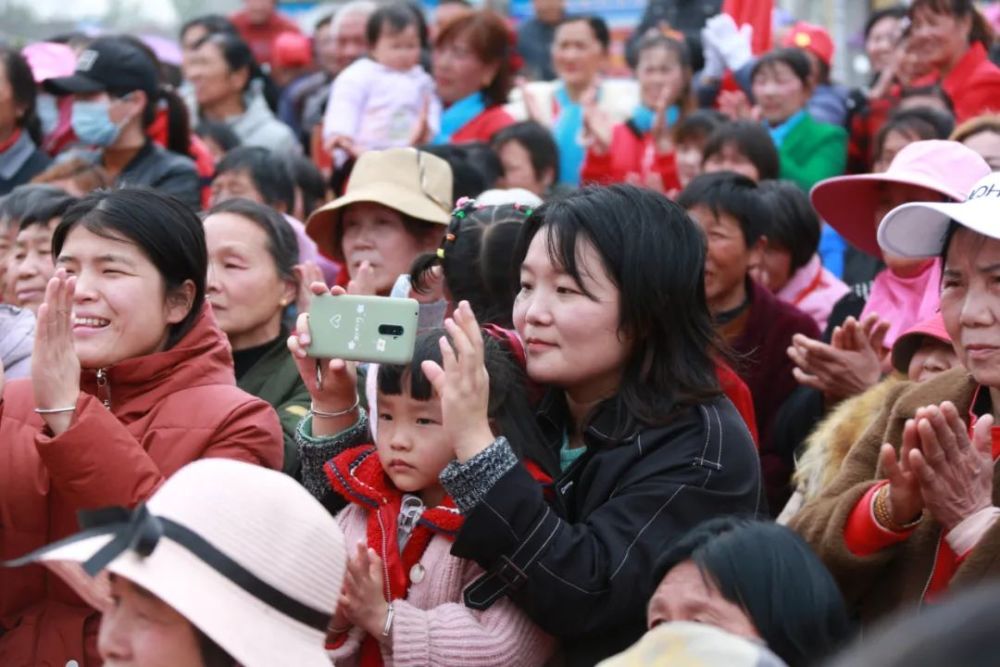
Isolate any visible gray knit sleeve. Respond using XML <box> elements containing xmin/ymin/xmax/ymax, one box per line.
<box><xmin>439</xmin><ymin>437</ymin><xmax>518</xmax><ymax>514</ymax></box>
<box><xmin>296</xmin><ymin>408</ymin><xmax>370</xmax><ymax>502</ymax></box>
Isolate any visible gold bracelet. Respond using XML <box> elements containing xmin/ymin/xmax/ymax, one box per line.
<box><xmin>874</xmin><ymin>485</ymin><xmax>921</xmax><ymax>532</ymax></box>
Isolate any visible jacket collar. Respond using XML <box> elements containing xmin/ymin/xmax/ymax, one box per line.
<box><xmin>79</xmin><ymin>303</ymin><xmax>236</xmax><ymax>414</ymax></box>
<box><xmin>0</xmin><ymin>130</ymin><xmax>37</xmax><ymax>180</ymax></box>
<box><xmin>536</xmin><ymin>390</ymin><xmax>638</xmax><ymax>449</ymax></box>
<box><xmin>943</xmin><ymin>42</ymin><xmax>990</xmax><ymax>95</ymax></box>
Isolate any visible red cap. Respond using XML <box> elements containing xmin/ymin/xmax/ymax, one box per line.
<box><xmin>273</xmin><ymin>32</ymin><xmax>313</xmax><ymax>69</ymax></box>
<box><xmin>891</xmin><ymin>312</ymin><xmax>952</xmax><ymax>375</ymax></box>
<box><xmin>781</xmin><ymin>22</ymin><xmax>834</xmax><ymax>66</ymax></box>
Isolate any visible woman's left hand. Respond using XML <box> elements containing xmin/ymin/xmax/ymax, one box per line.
<box><xmin>909</xmin><ymin>402</ymin><xmax>995</xmax><ymax>533</ymax></box>
<box><xmin>422</xmin><ymin>301</ymin><xmax>494</xmax><ymax>462</ymax></box>
<box><xmin>651</xmin><ymin>91</ymin><xmax>674</xmax><ymax>156</ymax></box>
<box><xmin>32</xmin><ymin>269</ymin><xmax>81</xmax><ymax>435</ymax></box>
<box><xmin>340</xmin><ymin>541</ymin><xmax>389</xmax><ymax>639</ymax></box>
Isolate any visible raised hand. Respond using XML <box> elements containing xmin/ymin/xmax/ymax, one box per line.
<box><xmin>408</xmin><ymin>94</ymin><xmax>433</xmax><ymax>146</ymax></box>
<box><xmin>287</xmin><ymin>283</ymin><xmax>359</xmax><ymax>434</ymax></box>
<box><xmin>346</xmin><ymin>260</ymin><xmax>378</xmax><ymax>297</ymax></box>
<box><xmin>32</xmin><ymin>269</ymin><xmax>82</xmax><ymax>435</ymax></box>
<box><xmin>421</xmin><ymin>301</ymin><xmax>494</xmax><ymax>462</ymax></box>
<box><xmin>788</xmin><ymin>315</ymin><xmax>888</xmax><ymax>403</ymax></box>
<box><xmin>909</xmin><ymin>402</ymin><xmax>995</xmax><ymax>532</ymax></box>
<box><xmin>582</xmin><ymin>99</ymin><xmax>613</xmax><ymax>154</ymax></box>
<box><xmin>650</xmin><ymin>89</ymin><xmax>674</xmax><ymax>155</ymax></box>
<box><xmin>293</xmin><ymin>261</ymin><xmax>325</xmax><ymax>314</ymax></box>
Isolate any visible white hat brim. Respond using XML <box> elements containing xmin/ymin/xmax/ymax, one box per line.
<box><xmin>878</xmin><ymin>198</ymin><xmax>999</xmax><ymax>258</ymax></box>
<box><xmin>31</xmin><ymin>534</ymin><xmax>333</xmax><ymax>667</ymax></box>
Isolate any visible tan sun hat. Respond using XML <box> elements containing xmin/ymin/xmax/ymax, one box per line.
<box><xmin>6</xmin><ymin>459</ymin><xmax>347</xmax><ymax>667</ymax></box>
<box><xmin>306</xmin><ymin>147</ymin><xmax>454</xmax><ymax>261</ymax></box>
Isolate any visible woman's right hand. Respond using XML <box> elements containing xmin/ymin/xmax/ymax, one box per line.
<box><xmin>582</xmin><ymin>101</ymin><xmax>613</xmax><ymax>155</ymax></box>
<box><xmin>879</xmin><ymin>415</ymin><xmax>925</xmax><ymax>527</ymax></box>
<box><xmin>287</xmin><ymin>283</ymin><xmax>359</xmax><ymax>430</ymax></box>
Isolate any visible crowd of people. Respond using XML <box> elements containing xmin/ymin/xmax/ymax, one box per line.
<box><xmin>1</xmin><ymin>0</ymin><xmax>999</xmax><ymax>665</ymax></box>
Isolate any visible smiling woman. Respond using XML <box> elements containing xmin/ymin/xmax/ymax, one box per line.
<box><xmin>0</xmin><ymin>188</ymin><xmax>283</xmax><ymax>667</ymax></box>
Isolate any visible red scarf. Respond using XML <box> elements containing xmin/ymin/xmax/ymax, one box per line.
<box><xmin>324</xmin><ymin>445</ymin><xmax>464</xmax><ymax>666</ymax></box>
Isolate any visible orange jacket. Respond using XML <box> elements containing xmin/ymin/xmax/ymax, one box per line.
<box><xmin>0</xmin><ymin>305</ymin><xmax>283</xmax><ymax>666</ymax></box>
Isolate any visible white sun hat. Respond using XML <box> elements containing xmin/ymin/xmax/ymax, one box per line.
<box><xmin>878</xmin><ymin>172</ymin><xmax>1000</xmax><ymax>258</ymax></box>
<box><xmin>6</xmin><ymin>458</ymin><xmax>347</xmax><ymax>667</ymax></box>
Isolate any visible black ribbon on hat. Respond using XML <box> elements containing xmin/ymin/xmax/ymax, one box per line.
<box><xmin>4</xmin><ymin>504</ymin><xmax>332</xmax><ymax>632</ymax></box>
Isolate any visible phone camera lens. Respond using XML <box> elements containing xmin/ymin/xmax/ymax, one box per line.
<box><xmin>378</xmin><ymin>325</ymin><xmax>404</xmax><ymax>337</ymax></box>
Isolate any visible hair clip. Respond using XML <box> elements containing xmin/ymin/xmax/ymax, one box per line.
<box><xmin>436</xmin><ymin>248</ymin><xmax>446</xmax><ymax>259</ymax></box>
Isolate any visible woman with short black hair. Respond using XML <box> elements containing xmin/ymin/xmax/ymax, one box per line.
<box><xmin>0</xmin><ymin>188</ymin><xmax>283</xmax><ymax>666</ymax></box>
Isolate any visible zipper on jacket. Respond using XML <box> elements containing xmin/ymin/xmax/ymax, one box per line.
<box><xmin>95</xmin><ymin>368</ymin><xmax>111</xmax><ymax>410</ymax></box>
<box><xmin>375</xmin><ymin>510</ymin><xmax>392</xmax><ymax>604</ymax></box>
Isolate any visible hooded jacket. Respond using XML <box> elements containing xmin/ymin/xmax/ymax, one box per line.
<box><xmin>0</xmin><ymin>305</ymin><xmax>35</xmax><ymax>380</ymax></box>
<box><xmin>0</xmin><ymin>304</ymin><xmax>283</xmax><ymax>667</ymax></box>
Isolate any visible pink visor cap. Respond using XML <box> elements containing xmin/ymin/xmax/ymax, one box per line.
<box><xmin>810</xmin><ymin>140</ymin><xmax>991</xmax><ymax>258</ymax></box>
<box><xmin>22</xmin><ymin>42</ymin><xmax>76</xmax><ymax>84</ymax></box>
<box><xmin>879</xmin><ymin>171</ymin><xmax>1000</xmax><ymax>258</ymax></box>
<box><xmin>891</xmin><ymin>312</ymin><xmax>952</xmax><ymax>375</ymax></box>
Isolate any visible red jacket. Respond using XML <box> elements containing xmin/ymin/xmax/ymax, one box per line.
<box><xmin>452</xmin><ymin>106</ymin><xmax>515</xmax><ymax>144</ymax></box>
<box><xmin>0</xmin><ymin>305</ymin><xmax>283</xmax><ymax>667</ymax></box>
<box><xmin>580</xmin><ymin>122</ymin><xmax>681</xmax><ymax>192</ymax></box>
<box><xmin>942</xmin><ymin>43</ymin><xmax>1000</xmax><ymax>123</ymax></box>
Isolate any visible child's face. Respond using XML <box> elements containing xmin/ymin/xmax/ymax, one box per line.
<box><xmin>376</xmin><ymin>388</ymin><xmax>452</xmax><ymax>506</ymax></box>
<box><xmin>674</xmin><ymin>140</ymin><xmax>704</xmax><ymax>188</ymax></box>
<box><xmin>372</xmin><ymin>24</ymin><xmax>422</xmax><ymax>72</ymax></box>
<box><xmin>687</xmin><ymin>204</ymin><xmax>761</xmax><ymax>313</ymax></box>
<box><xmin>908</xmin><ymin>337</ymin><xmax>959</xmax><ymax>383</ymax></box>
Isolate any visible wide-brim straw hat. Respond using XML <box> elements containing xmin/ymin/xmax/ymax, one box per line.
<box><xmin>7</xmin><ymin>459</ymin><xmax>346</xmax><ymax>667</ymax></box>
<box><xmin>810</xmin><ymin>140</ymin><xmax>990</xmax><ymax>259</ymax></box>
<box><xmin>306</xmin><ymin>147</ymin><xmax>454</xmax><ymax>262</ymax></box>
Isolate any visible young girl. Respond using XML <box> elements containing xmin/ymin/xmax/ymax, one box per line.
<box><xmin>288</xmin><ymin>307</ymin><xmax>555</xmax><ymax>666</ymax></box>
<box><xmin>323</xmin><ymin>3</ymin><xmax>440</xmax><ymax>165</ymax></box>
<box><xmin>580</xmin><ymin>34</ymin><xmax>694</xmax><ymax>192</ymax></box>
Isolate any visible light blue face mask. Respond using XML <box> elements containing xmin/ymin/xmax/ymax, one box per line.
<box><xmin>71</xmin><ymin>99</ymin><xmax>122</xmax><ymax>147</ymax></box>
<box><xmin>36</xmin><ymin>93</ymin><xmax>60</xmax><ymax>136</ymax></box>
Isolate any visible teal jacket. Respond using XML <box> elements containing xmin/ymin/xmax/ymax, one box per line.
<box><xmin>236</xmin><ymin>334</ymin><xmax>311</xmax><ymax>478</ymax></box>
<box><xmin>778</xmin><ymin>113</ymin><xmax>848</xmax><ymax>193</ymax></box>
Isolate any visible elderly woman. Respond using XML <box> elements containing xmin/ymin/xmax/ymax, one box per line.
<box><xmin>792</xmin><ymin>170</ymin><xmax>1000</xmax><ymax>623</ymax></box>
<box><xmin>431</xmin><ymin>10</ymin><xmax>516</xmax><ymax>144</ymax></box>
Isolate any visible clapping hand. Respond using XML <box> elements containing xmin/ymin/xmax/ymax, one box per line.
<box><xmin>788</xmin><ymin>314</ymin><xmax>889</xmax><ymax>402</ymax></box>
<box><xmin>32</xmin><ymin>269</ymin><xmax>81</xmax><ymax>435</ymax></box>
<box><xmin>421</xmin><ymin>301</ymin><xmax>494</xmax><ymax>463</ymax></box>
<box><xmin>340</xmin><ymin>541</ymin><xmax>389</xmax><ymax>640</ymax></box>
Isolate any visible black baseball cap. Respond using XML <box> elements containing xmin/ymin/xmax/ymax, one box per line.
<box><xmin>44</xmin><ymin>36</ymin><xmax>158</xmax><ymax>98</ymax></box>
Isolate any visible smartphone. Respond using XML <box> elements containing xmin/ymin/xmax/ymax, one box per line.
<box><xmin>307</xmin><ymin>294</ymin><xmax>420</xmax><ymax>364</ymax></box>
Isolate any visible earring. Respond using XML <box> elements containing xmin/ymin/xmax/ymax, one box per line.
<box><xmin>279</xmin><ymin>298</ymin><xmax>289</xmax><ymax>307</ymax></box>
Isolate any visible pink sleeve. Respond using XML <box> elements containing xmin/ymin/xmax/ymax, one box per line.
<box><xmin>844</xmin><ymin>481</ymin><xmax>914</xmax><ymax>557</ymax></box>
<box><xmin>323</xmin><ymin>61</ymin><xmax>368</xmax><ymax>141</ymax></box>
<box><xmin>390</xmin><ymin>595</ymin><xmax>555</xmax><ymax>667</ymax></box>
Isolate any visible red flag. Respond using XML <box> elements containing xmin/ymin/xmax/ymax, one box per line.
<box><xmin>722</xmin><ymin>0</ymin><xmax>773</xmax><ymax>54</ymax></box>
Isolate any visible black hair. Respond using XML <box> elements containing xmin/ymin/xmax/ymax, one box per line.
<box><xmin>315</xmin><ymin>13</ymin><xmax>334</xmax><ymax>31</ymax></box>
<box><xmin>284</xmin><ymin>154</ymin><xmax>328</xmax><ymax>220</ymax></box>
<box><xmin>215</xmin><ymin>146</ymin><xmax>295</xmax><ymax>212</ymax></box>
<box><xmin>513</xmin><ymin>184</ymin><xmax>722</xmax><ymax>435</ymax></box>
<box><xmin>651</xmin><ymin>517</ymin><xmax>854</xmax><ymax>667</ymax></box>
<box><xmin>702</xmin><ymin>121</ymin><xmax>780</xmax><ymax>181</ymax></box>
<box><xmin>0</xmin><ymin>184</ymin><xmax>70</xmax><ymax>230</ymax></box>
<box><xmin>491</xmin><ymin>121</ymin><xmax>560</xmax><ymax>184</ymax></box>
<box><xmin>898</xmin><ymin>85</ymin><xmax>956</xmax><ymax>116</ymax></box>
<box><xmin>365</xmin><ymin>2</ymin><xmax>422</xmax><ymax>48</ymax></box>
<box><xmin>117</xmin><ymin>35</ymin><xmax>192</xmax><ymax>154</ymax></box>
<box><xmin>678</xmin><ymin>171</ymin><xmax>768</xmax><ymax>248</ymax></box>
<box><xmin>460</xmin><ymin>142</ymin><xmax>503</xmax><ymax>189</ymax></box>
<box><xmin>378</xmin><ymin>327</ymin><xmax>556</xmax><ymax>470</ymax></box>
<box><xmin>750</xmin><ymin>47</ymin><xmax>813</xmax><ymax>88</ymax></box>
<box><xmin>673</xmin><ymin>109</ymin><xmax>727</xmax><ymax>147</ymax></box>
<box><xmin>18</xmin><ymin>193</ymin><xmax>79</xmax><ymax>232</ymax></box>
<box><xmin>52</xmin><ymin>188</ymin><xmax>207</xmax><ymax>350</ymax></box>
<box><xmin>180</xmin><ymin>14</ymin><xmax>238</xmax><ymax>43</ymax></box>
<box><xmin>419</xmin><ymin>144</ymin><xmax>489</xmax><ymax>200</ymax></box>
<box><xmin>206</xmin><ymin>198</ymin><xmax>299</xmax><ymax>283</ymax></box>
<box><xmin>558</xmin><ymin>15</ymin><xmax>611</xmax><ymax>51</ymax></box>
<box><xmin>864</xmin><ymin>5</ymin><xmax>908</xmax><ymax>39</ymax></box>
<box><xmin>193</xmin><ymin>32</ymin><xmax>280</xmax><ymax>111</ymax></box>
<box><xmin>1</xmin><ymin>47</ymin><xmax>42</xmax><ymax>145</ymax></box>
<box><xmin>411</xmin><ymin>200</ymin><xmax>535</xmax><ymax>327</ymax></box>
<box><xmin>874</xmin><ymin>107</ymin><xmax>954</xmax><ymax>166</ymax></box>
<box><xmin>756</xmin><ymin>180</ymin><xmax>820</xmax><ymax>273</ymax></box>
<box><xmin>195</xmin><ymin>120</ymin><xmax>243</xmax><ymax>153</ymax></box>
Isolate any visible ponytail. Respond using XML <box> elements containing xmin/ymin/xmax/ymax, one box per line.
<box><xmin>158</xmin><ymin>85</ymin><xmax>192</xmax><ymax>156</ymax></box>
<box><xmin>969</xmin><ymin>7</ymin><xmax>994</xmax><ymax>49</ymax></box>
